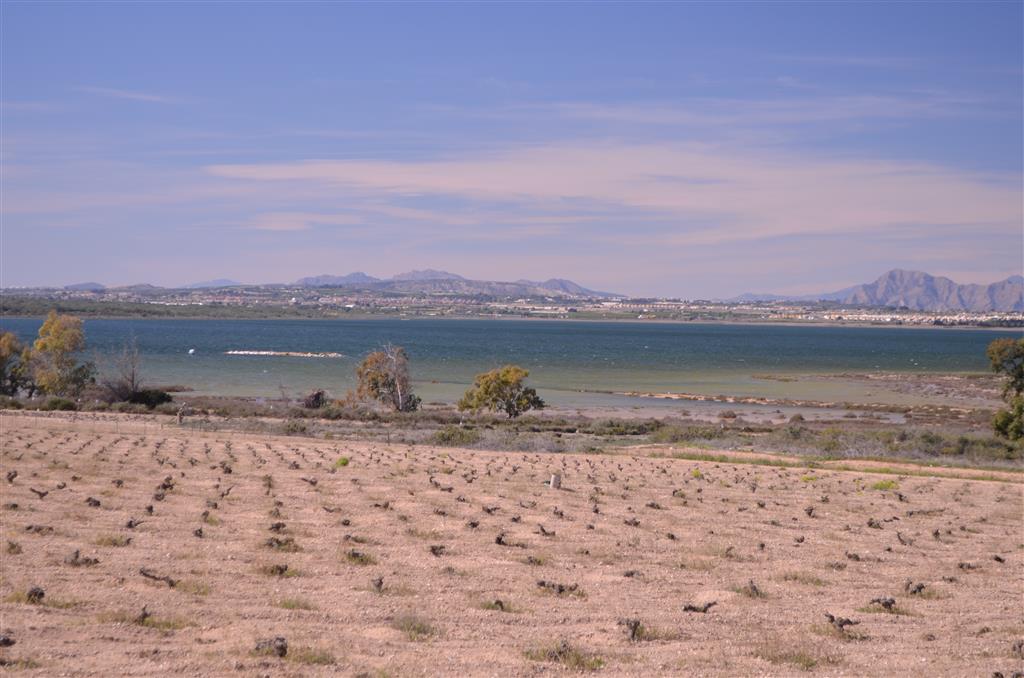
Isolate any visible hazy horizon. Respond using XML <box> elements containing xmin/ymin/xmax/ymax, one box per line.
<box><xmin>2</xmin><ymin>3</ymin><xmax>1022</xmax><ymax>297</ymax></box>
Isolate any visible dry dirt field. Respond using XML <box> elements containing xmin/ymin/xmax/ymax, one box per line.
<box><xmin>1</xmin><ymin>412</ymin><xmax>1022</xmax><ymax>677</ymax></box>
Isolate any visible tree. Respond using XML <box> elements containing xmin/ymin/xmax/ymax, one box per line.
<box><xmin>988</xmin><ymin>337</ymin><xmax>1024</xmax><ymax>440</ymax></box>
<box><xmin>0</xmin><ymin>332</ymin><xmax>35</xmax><ymax>396</ymax></box>
<box><xmin>457</xmin><ymin>365</ymin><xmax>545</xmax><ymax>418</ymax></box>
<box><xmin>32</xmin><ymin>311</ymin><xmax>95</xmax><ymax>397</ymax></box>
<box><xmin>99</xmin><ymin>336</ymin><xmax>143</xmax><ymax>403</ymax></box>
<box><xmin>356</xmin><ymin>344</ymin><xmax>420</xmax><ymax>412</ymax></box>
<box><xmin>987</xmin><ymin>338</ymin><xmax>1024</xmax><ymax>399</ymax></box>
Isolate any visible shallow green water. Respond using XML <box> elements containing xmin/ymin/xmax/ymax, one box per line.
<box><xmin>1</xmin><ymin>317</ymin><xmax>1016</xmax><ymax>408</ymax></box>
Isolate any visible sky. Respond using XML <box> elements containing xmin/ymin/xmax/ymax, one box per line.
<box><xmin>2</xmin><ymin>1</ymin><xmax>1022</xmax><ymax>298</ymax></box>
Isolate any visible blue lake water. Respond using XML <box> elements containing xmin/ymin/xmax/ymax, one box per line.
<box><xmin>1</xmin><ymin>317</ymin><xmax>1018</xmax><ymax>408</ymax></box>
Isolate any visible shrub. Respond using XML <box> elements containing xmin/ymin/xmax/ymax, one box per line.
<box><xmin>430</xmin><ymin>425</ymin><xmax>481</xmax><ymax>447</ymax></box>
<box><xmin>457</xmin><ymin>365</ymin><xmax>544</xmax><ymax>418</ymax></box>
<box><xmin>993</xmin><ymin>396</ymin><xmax>1024</xmax><ymax>441</ymax></box>
<box><xmin>127</xmin><ymin>389</ymin><xmax>172</xmax><ymax>409</ymax></box>
<box><xmin>391</xmin><ymin>614</ymin><xmax>436</xmax><ymax>641</ymax></box>
<box><xmin>41</xmin><ymin>397</ymin><xmax>77</xmax><ymax>411</ymax></box>
<box><xmin>283</xmin><ymin>420</ymin><xmax>307</xmax><ymax>435</ymax></box>
<box><xmin>303</xmin><ymin>389</ymin><xmax>327</xmax><ymax>409</ymax></box>
<box><xmin>0</xmin><ymin>395</ymin><xmax>23</xmax><ymax>409</ymax></box>
<box><xmin>525</xmin><ymin>641</ymin><xmax>604</xmax><ymax>671</ymax></box>
<box><xmin>650</xmin><ymin>425</ymin><xmax>722</xmax><ymax>444</ymax></box>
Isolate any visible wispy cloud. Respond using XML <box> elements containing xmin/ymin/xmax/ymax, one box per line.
<box><xmin>245</xmin><ymin>211</ymin><xmax>363</xmax><ymax>232</ymax></box>
<box><xmin>771</xmin><ymin>54</ymin><xmax>924</xmax><ymax>69</ymax></box>
<box><xmin>0</xmin><ymin>100</ymin><xmax>60</xmax><ymax>113</ymax></box>
<box><xmin>75</xmin><ymin>86</ymin><xmax>180</xmax><ymax>104</ymax></box>
<box><xmin>502</xmin><ymin>91</ymin><xmax>1007</xmax><ymax>129</ymax></box>
<box><xmin>204</xmin><ymin>141</ymin><xmax>1022</xmax><ymax>248</ymax></box>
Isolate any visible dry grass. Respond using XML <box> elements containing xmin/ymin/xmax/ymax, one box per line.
<box><xmin>93</xmin><ymin>534</ymin><xmax>131</xmax><ymax>547</ymax></box>
<box><xmin>277</xmin><ymin>597</ymin><xmax>316</xmax><ymax>611</ymax></box>
<box><xmin>753</xmin><ymin>638</ymin><xmax>840</xmax><ymax>671</ymax></box>
<box><xmin>525</xmin><ymin>640</ymin><xmax>604</xmax><ymax>671</ymax></box>
<box><xmin>391</xmin><ymin>614</ymin><xmax>437</xmax><ymax>641</ymax></box>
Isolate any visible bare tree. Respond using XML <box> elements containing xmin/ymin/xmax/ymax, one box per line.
<box><xmin>100</xmin><ymin>336</ymin><xmax>143</xmax><ymax>403</ymax></box>
<box><xmin>356</xmin><ymin>343</ymin><xmax>420</xmax><ymax>412</ymax></box>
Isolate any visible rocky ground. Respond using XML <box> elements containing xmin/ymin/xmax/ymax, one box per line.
<box><xmin>1</xmin><ymin>412</ymin><xmax>1022</xmax><ymax>676</ymax></box>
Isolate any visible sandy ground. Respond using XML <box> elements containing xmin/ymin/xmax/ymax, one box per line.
<box><xmin>1</xmin><ymin>412</ymin><xmax>1022</xmax><ymax>677</ymax></box>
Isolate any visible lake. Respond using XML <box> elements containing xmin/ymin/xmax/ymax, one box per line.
<box><xmin>1</xmin><ymin>317</ymin><xmax>1017</xmax><ymax>409</ymax></box>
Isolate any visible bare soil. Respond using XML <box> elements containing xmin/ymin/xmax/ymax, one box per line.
<box><xmin>1</xmin><ymin>412</ymin><xmax>1022</xmax><ymax>676</ymax></box>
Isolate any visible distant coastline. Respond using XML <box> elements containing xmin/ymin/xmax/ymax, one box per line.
<box><xmin>0</xmin><ymin>308</ymin><xmax>1017</xmax><ymax>331</ymax></box>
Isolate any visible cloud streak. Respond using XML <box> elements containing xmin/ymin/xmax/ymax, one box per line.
<box><xmin>205</xmin><ymin>141</ymin><xmax>1022</xmax><ymax>247</ymax></box>
<box><xmin>75</xmin><ymin>86</ymin><xmax>180</xmax><ymax>104</ymax></box>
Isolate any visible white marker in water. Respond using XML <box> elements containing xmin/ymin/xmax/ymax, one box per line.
<box><xmin>188</xmin><ymin>348</ymin><xmax>196</xmax><ymax>355</ymax></box>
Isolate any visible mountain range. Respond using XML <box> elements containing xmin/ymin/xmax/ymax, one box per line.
<box><xmin>56</xmin><ymin>269</ymin><xmax>1024</xmax><ymax>311</ymax></box>
<box><xmin>293</xmin><ymin>270</ymin><xmax>617</xmax><ymax>298</ymax></box>
<box><xmin>731</xmin><ymin>270</ymin><xmax>1023</xmax><ymax>312</ymax></box>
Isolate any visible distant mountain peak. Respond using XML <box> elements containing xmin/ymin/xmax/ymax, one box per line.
<box><xmin>64</xmin><ymin>282</ymin><xmax>105</xmax><ymax>292</ymax></box>
<box><xmin>185</xmin><ymin>278</ymin><xmax>242</xmax><ymax>289</ymax></box>
<box><xmin>389</xmin><ymin>269</ymin><xmax>466</xmax><ymax>281</ymax></box>
<box><xmin>295</xmin><ymin>272</ymin><xmax>380</xmax><ymax>287</ymax></box>
<box><xmin>729</xmin><ymin>269</ymin><xmax>1023</xmax><ymax>312</ymax></box>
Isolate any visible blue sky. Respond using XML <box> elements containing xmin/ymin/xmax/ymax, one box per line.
<box><xmin>2</xmin><ymin>1</ymin><xmax>1021</xmax><ymax>297</ymax></box>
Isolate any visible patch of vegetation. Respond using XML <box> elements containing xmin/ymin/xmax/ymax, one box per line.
<box><xmin>733</xmin><ymin>580</ymin><xmax>768</xmax><ymax>599</ymax></box>
<box><xmin>754</xmin><ymin>639</ymin><xmax>837</xmax><ymax>671</ymax></box>
<box><xmin>0</xmin><ymin>658</ymin><xmax>42</xmax><ymax>670</ymax></box>
<box><xmin>525</xmin><ymin>640</ymin><xmax>604</xmax><ymax>672</ymax></box>
<box><xmin>265</xmin><ymin>537</ymin><xmax>300</xmax><ymax>552</ymax></box>
<box><xmin>5</xmin><ymin>590</ymin><xmax>78</xmax><ymax>609</ymax></box>
<box><xmin>282</xmin><ymin>420</ymin><xmax>308</xmax><ymax>435</ymax></box>
<box><xmin>479</xmin><ymin>599</ymin><xmax>516</xmax><ymax>613</ymax></box>
<box><xmin>98</xmin><ymin>609</ymin><xmax>194</xmax><ymax>631</ymax></box>
<box><xmin>781</xmin><ymin>572</ymin><xmax>827</xmax><ymax>586</ymax></box>
<box><xmin>871</xmin><ymin>479</ymin><xmax>899</xmax><ymax>491</ymax></box>
<box><xmin>651</xmin><ymin>424</ymin><xmax>723</xmax><ymax>444</ymax></box>
<box><xmin>391</xmin><ymin>614</ymin><xmax>437</xmax><ymax>641</ymax></box>
<box><xmin>277</xmin><ymin>597</ymin><xmax>316</xmax><ymax>611</ymax></box>
<box><xmin>94</xmin><ymin>534</ymin><xmax>131</xmax><ymax>547</ymax></box>
<box><xmin>430</xmin><ymin>425</ymin><xmax>481</xmax><ymax>447</ymax></box>
<box><xmin>287</xmin><ymin>647</ymin><xmax>336</xmax><ymax>665</ymax></box>
<box><xmin>345</xmin><ymin>549</ymin><xmax>376</xmax><ymax>566</ymax></box>
<box><xmin>333</xmin><ymin>456</ymin><xmax>350</xmax><ymax>468</ymax></box>
<box><xmin>177</xmin><ymin>580</ymin><xmax>211</xmax><ymax>596</ymax></box>
<box><xmin>41</xmin><ymin>397</ymin><xmax>77</xmax><ymax>411</ymax></box>
<box><xmin>857</xmin><ymin>603</ymin><xmax>914</xmax><ymax>616</ymax></box>
<box><xmin>257</xmin><ymin>563</ymin><xmax>299</xmax><ymax>577</ymax></box>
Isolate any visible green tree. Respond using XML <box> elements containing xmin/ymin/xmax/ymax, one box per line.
<box><xmin>355</xmin><ymin>344</ymin><xmax>420</xmax><ymax>412</ymax></box>
<box><xmin>988</xmin><ymin>337</ymin><xmax>1024</xmax><ymax>440</ymax></box>
<box><xmin>993</xmin><ymin>397</ymin><xmax>1024</xmax><ymax>441</ymax></box>
<box><xmin>32</xmin><ymin>311</ymin><xmax>96</xmax><ymax>397</ymax></box>
<box><xmin>0</xmin><ymin>332</ymin><xmax>35</xmax><ymax>396</ymax></box>
<box><xmin>457</xmin><ymin>365</ymin><xmax>545</xmax><ymax>418</ymax></box>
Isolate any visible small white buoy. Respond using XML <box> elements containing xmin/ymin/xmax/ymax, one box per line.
<box><xmin>188</xmin><ymin>348</ymin><xmax>195</xmax><ymax>355</ymax></box>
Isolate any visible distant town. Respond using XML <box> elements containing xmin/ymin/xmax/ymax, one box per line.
<box><xmin>2</xmin><ymin>279</ymin><xmax>1020</xmax><ymax>327</ymax></box>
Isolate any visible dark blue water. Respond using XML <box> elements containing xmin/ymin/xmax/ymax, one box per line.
<box><xmin>1</xmin><ymin>317</ymin><xmax>1017</xmax><ymax>405</ymax></box>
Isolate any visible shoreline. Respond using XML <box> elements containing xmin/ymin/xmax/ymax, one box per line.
<box><xmin>1</xmin><ymin>312</ymin><xmax>1017</xmax><ymax>331</ymax></box>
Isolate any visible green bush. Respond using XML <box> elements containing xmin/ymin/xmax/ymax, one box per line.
<box><xmin>127</xmin><ymin>389</ymin><xmax>172</xmax><ymax>409</ymax></box>
<box><xmin>283</xmin><ymin>420</ymin><xmax>307</xmax><ymax>435</ymax></box>
<box><xmin>993</xmin><ymin>396</ymin><xmax>1023</xmax><ymax>441</ymax></box>
<box><xmin>431</xmin><ymin>425</ymin><xmax>481</xmax><ymax>447</ymax></box>
<box><xmin>0</xmin><ymin>396</ymin><xmax>23</xmax><ymax>410</ymax></box>
<box><xmin>41</xmin><ymin>397</ymin><xmax>77</xmax><ymax>411</ymax></box>
<box><xmin>650</xmin><ymin>425</ymin><xmax>723</xmax><ymax>444</ymax></box>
